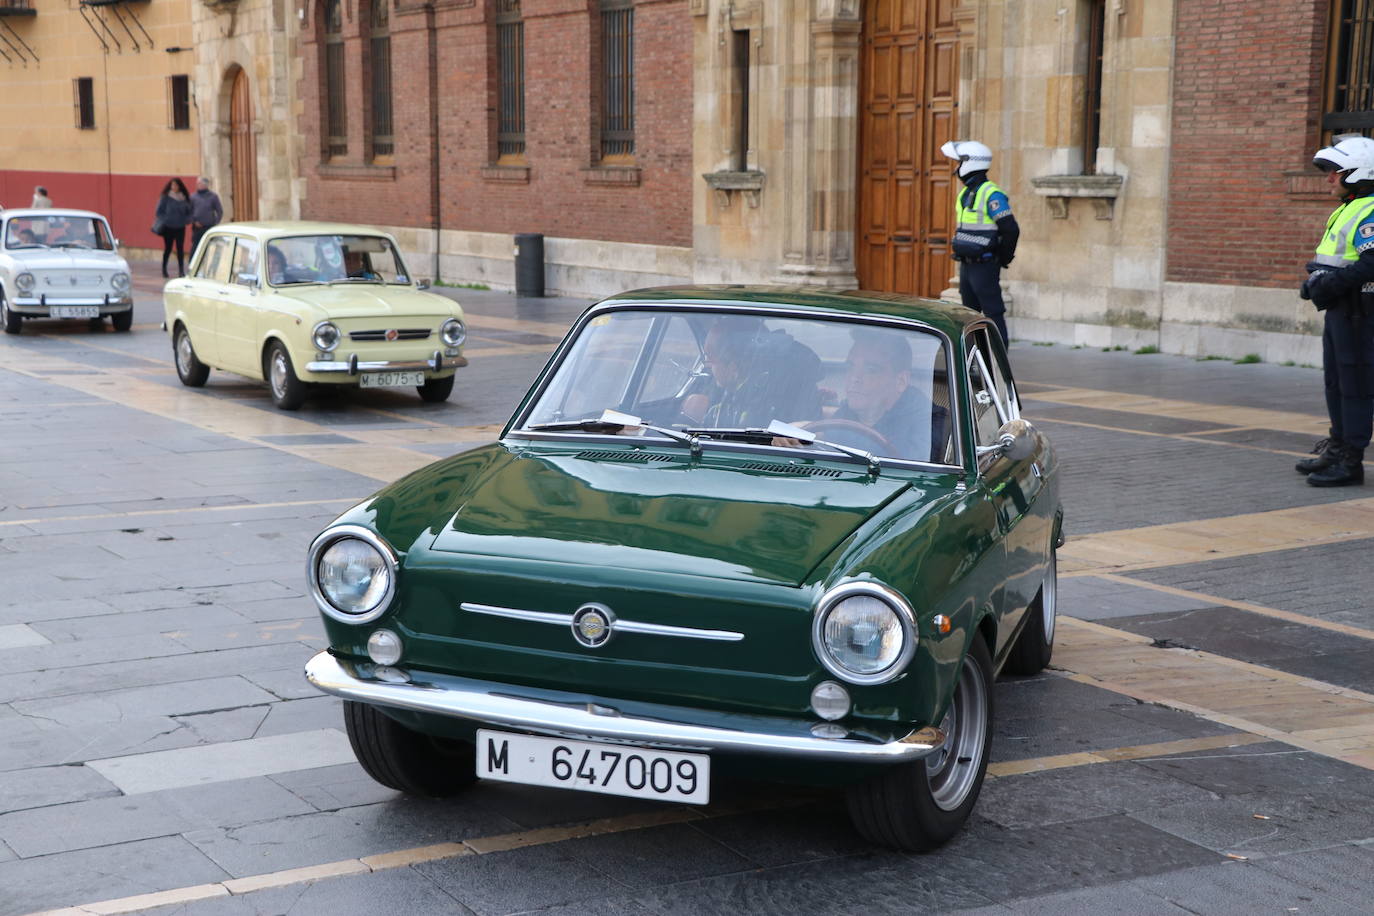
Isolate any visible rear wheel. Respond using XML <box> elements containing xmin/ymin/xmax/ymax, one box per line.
<box><xmin>845</xmin><ymin>636</ymin><xmax>993</xmax><ymax>851</ymax></box>
<box><xmin>266</xmin><ymin>341</ymin><xmax>308</xmax><ymax>410</ymax></box>
<box><xmin>417</xmin><ymin>374</ymin><xmax>455</xmax><ymax>403</ymax></box>
<box><xmin>343</xmin><ymin>700</ymin><xmax>478</xmax><ymax>797</ymax></box>
<box><xmin>111</xmin><ymin>309</ymin><xmax>133</xmax><ymax>332</ymax></box>
<box><xmin>1004</xmin><ymin>545</ymin><xmax>1058</xmax><ymax>676</ymax></box>
<box><xmin>173</xmin><ymin>325</ymin><xmax>210</xmax><ymax>387</ymax></box>
<box><xmin>1</xmin><ymin>292</ymin><xmax>20</xmax><ymax>335</ymax></box>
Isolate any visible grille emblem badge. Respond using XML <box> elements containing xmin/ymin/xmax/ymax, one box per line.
<box><xmin>571</xmin><ymin>603</ymin><xmax>615</xmax><ymax>648</ymax></box>
<box><xmin>385</xmin><ymin>328</ymin><xmax>399</xmax><ymax>341</ymax></box>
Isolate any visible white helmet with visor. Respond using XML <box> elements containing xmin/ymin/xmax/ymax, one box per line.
<box><xmin>940</xmin><ymin>140</ymin><xmax>993</xmax><ymax>178</ymax></box>
<box><xmin>1313</xmin><ymin>136</ymin><xmax>1374</xmax><ymax>186</ymax></box>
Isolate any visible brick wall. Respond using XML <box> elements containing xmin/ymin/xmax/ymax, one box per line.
<box><xmin>299</xmin><ymin>0</ymin><xmax>691</xmax><ymax>250</ymax></box>
<box><xmin>1166</xmin><ymin>0</ymin><xmax>1334</xmax><ymax>288</ymax></box>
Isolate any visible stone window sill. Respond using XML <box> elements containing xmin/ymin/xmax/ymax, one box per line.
<box><xmin>481</xmin><ymin>165</ymin><xmax>530</xmax><ymax>184</ymax></box>
<box><xmin>703</xmin><ymin>170</ymin><xmax>765</xmax><ymax>208</ymax></box>
<box><xmin>1030</xmin><ymin>174</ymin><xmax>1124</xmax><ymax>219</ymax></box>
<box><xmin>582</xmin><ymin>166</ymin><xmax>641</xmax><ymax>187</ymax></box>
<box><xmin>317</xmin><ymin>163</ymin><xmax>397</xmax><ymax>182</ymax></box>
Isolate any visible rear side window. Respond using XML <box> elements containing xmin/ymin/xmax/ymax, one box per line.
<box><xmin>195</xmin><ymin>236</ymin><xmax>232</xmax><ymax>283</ymax></box>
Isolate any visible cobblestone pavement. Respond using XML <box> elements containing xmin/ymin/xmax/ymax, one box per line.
<box><xmin>2</xmin><ymin>263</ymin><xmax>1372</xmax><ymax>915</ymax></box>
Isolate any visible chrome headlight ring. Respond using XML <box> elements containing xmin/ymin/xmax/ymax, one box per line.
<box><xmin>440</xmin><ymin>318</ymin><xmax>466</xmax><ymax>348</ymax></box>
<box><xmin>811</xmin><ymin>580</ymin><xmax>918</xmax><ymax>685</ymax></box>
<box><xmin>111</xmin><ymin>272</ymin><xmax>131</xmax><ymax>293</ymax></box>
<box><xmin>15</xmin><ymin>272</ymin><xmax>35</xmax><ymax>294</ymax></box>
<box><xmin>306</xmin><ymin>525</ymin><xmax>399</xmax><ymax>624</ymax></box>
<box><xmin>312</xmin><ymin>320</ymin><xmax>342</xmax><ymax>352</ymax></box>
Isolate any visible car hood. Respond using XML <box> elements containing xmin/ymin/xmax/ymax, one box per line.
<box><xmin>271</xmin><ymin>285</ymin><xmax>459</xmax><ymax>319</ymax></box>
<box><xmin>426</xmin><ymin>446</ymin><xmax>914</xmax><ymax>587</ymax></box>
<box><xmin>5</xmin><ymin>250</ymin><xmax>128</xmax><ymax>271</ymax></box>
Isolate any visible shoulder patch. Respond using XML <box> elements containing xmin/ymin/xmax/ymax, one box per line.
<box><xmin>1360</xmin><ymin>223</ymin><xmax>1374</xmax><ymax>239</ymax></box>
<box><xmin>988</xmin><ymin>198</ymin><xmax>1004</xmax><ymax>212</ymax></box>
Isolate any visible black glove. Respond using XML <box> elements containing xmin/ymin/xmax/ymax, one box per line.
<box><xmin>1301</xmin><ymin>268</ymin><xmax>1332</xmax><ymax>302</ymax></box>
<box><xmin>999</xmin><ymin>255</ymin><xmax>1014</xmax><ymax>268</ymax></box>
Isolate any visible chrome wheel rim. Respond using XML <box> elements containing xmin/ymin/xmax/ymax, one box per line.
<box><xmin>270</xmin><ymin>350</ymin><xmax>289</xmax><ymax>399</ymax></box>
<box><xmin>176</xmin><ymin>332</ymin><xmax>193</xmax><ymax>376</ymax></box>
<box><xmin>1043</xmin><ymin>550</ymin><xmax>1057</xmax><ymax>644</ymax></box>
<box><xmin>926</xmin><ymin>651</ymin><xmax>989</xmax><ymax>811</ymax></box>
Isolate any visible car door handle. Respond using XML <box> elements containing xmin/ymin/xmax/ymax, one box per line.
<box><xmin>1031</xmin><ymin>462</ymin><xmax>1042</xmax><ymax>479</ymax></box>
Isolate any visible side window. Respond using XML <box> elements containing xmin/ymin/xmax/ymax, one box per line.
<box><xmin>972</xmin><ymin>327</ymin><xmax>1018</xmax><ymax>420</ymax></box>
<box><xmin>195</xmin><ymin>237</ymin><xmax>231</xmax><ymax>282</ymax></box>
<box><xmin>231</xmin><ymin>239</ymin><xmax>260</xmax><ymax>287</ymax></box>
<box><xmin>966</xmin><ymin>332</ymin><xmax>1010</xmax><ymax>448</ymax></box>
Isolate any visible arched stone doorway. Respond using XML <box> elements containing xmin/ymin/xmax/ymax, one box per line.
<box><xmin>856</xmin><ymin>0</ymin><xmax>959</xmax><ymax>297</ymax></box>
<box><xmin>228</xmin><ymin>67</ymin><xmax>259</xmax><ymax>221</ymax></box>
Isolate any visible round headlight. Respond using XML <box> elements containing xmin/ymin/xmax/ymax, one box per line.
<box><xmin>440</xmin><ymin>318</ymin><xmax>466</xmax><ymax>348</ymax></box>
<box><xmin>15</xmin><ymin>272</ymin><xmax>35</xmax><ymax>294</ymax></box>
<box><xmin>312</xmin><ymin>321</ymin><xmax>341</xmax><ymax>352</ymax></box>
<box><xmin>111</xmin><ymin>272</ymin><xmax>130</xmax><ymax>292</ymax></box>
<box><xmin>813</xmin><ymin>584</ymin><xmax>916</xmax><ymax>684</ymax></box>
<box><xmin>312</xmin><ymin>533</ymin><xmax>394</xmax><ymax>620</ymax></box>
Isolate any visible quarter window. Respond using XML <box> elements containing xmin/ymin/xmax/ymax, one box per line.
<box><xmin>195</xmin><ymin>236</ymin><xmax>233</xmax><ymax>282</ymax></box>
<box><xmin>231</xmin><ymin>239</ymin><xmax>260</xmax><ymax>286</ymax></box>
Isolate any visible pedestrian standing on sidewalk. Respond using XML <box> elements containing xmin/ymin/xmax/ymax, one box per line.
<box><xmin>941</xmin><ymin>140</ymin><xmax>1019</xmax><ymax>345</ymax></box>
<box><xmin>153</xmin><ymin>178</ymin><xmax>193</xmax><ymax>279</ymax></box>
<box><xmin>1297</xmin><ymin>136</ymin><xmax>1374</xmax><ymax>487</ymax></box>
<box><xmin>189</xmin><ymin>177</ymin><xmax>223</xmax><ymax>257</ymax></box>
<box><xmin>31</xmin><ymin>186</ymin><xmax>52</xmax><ymax>209</ymax></box>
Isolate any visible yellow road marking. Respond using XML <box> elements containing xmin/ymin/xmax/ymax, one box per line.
<box><xmin>1032</xmin><ymin>415</ymin><xmax>1308</xmax><ymax>458</ymax></box>
<box><xmin>985</xmin><ymin>732</ymin><xmax>1268</xmax><ymax>778</ymax></box>
<box><xmin>1060</xmin><ymin>497</ymin><xmax>1374</xmax><ymax>575</ymax></box>
<box><xmin>1027</xmin><ymin>386</ymin><xmax>1328</xmax><ymax>437</ymax></box>
<box><xmin>1093</xmin><ymin>573</ymin><xmax>1374</xmax><ymax>642</ymax></box>
<box><xmin>465</xmin><ymin>312</ymin><xmax>573</xmax><ymax>338</ymax></box>
<box><xmin>0</xmin><ymin>497</ymin><xmax>358</xmax><ymax>529</ymax></box>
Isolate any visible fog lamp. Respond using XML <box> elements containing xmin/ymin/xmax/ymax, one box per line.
<box><xmin>810</xmin><ymin>680</ymin><xmax>851</xmax><ymax>721</ymax></box>
<box><xmin>367</xmin><ymin>629</ymin><xmax>403</xmax><ymax>666</ymax></box>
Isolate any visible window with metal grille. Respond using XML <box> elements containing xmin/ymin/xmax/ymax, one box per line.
<box><xmin>599</xmin><ymin>0</ymin><xmax>634</xmax><ymax>160</ymax></box>
<box><xmin>1326</xmin><ymin>0</ymin><xmax>1374</xmax><ymax>134</ymax></box>
<box><xmin>324</xmin><ymin>0</ymin><xmax>347</xmax><ymax>158</ymax></box>
<box><xmin>369</xmin><ymin>0</ymin><xmax>393</xmax><ymax>159</ymax></box>
<box><xmin>1081</xmin><ymin>0</ymin><xmax>1105</xmax><ymax>173</ymax></box>
<box><xmin>730</xmin><ymin>28</ymin><xmax>749</xmax><ymax>171</ymax></box>
<box><xmin>74</xmin><ymin>77</ymin><xmax>95</xmax><ymax>129</ymax></box>
<box><xmin>496</xmin><ymin>0</ymin><xmax>525</xmax><ymax>160</ymax></box>
<box><xmin>169</xmin><ymin>74</ymin><xmax>191</xmax><ymax>131</ymax></box>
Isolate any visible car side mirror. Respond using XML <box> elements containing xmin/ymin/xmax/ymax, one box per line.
<box><xmin>417</xmin><ymin>278</ymin><xmax>431</xmax><ymax>290</ymax></box>
<box><xmin>993</xmin><ymin>418</ymin><xmax>1036</xmax><ymax>462</ymax></box>
<box><xmin>236</xmin><ymin>272</ymin><xmax>258</xmax><ymax>288</ymax></box>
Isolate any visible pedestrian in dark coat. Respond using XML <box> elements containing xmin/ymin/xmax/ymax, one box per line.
<box><xmin>189</xmin><ymin>177</ymin><xmax>224</xmax><ymax>257</ymax></box>
<box><xmin>154</xmin><ymin>178</ymin><xmax>193</xmax><ymax>278</ymax></box>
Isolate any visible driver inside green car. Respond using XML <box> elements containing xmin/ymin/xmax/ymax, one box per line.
<box><xmin>680</xmin><ymin>317</ymin><xmax>824</xmax><ymax>428</ymax></box>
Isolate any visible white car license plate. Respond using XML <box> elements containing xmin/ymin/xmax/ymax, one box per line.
<box><xmin>476</xmin><ymin>729</ymin><xmax>710</xmax><ymax>804</ymax></box>
<box><xmin>52</xmin><ymin>306</ymin><xmax>100</xmax><ymax>319</ymax></box>
<box><xmin>359</xmin><ymin>370</ymin><xmax>425</xmax><ymax>388</ymax></box>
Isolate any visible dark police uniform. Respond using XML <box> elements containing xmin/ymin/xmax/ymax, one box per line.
<box><xmin>1301</xmin><ymin>188</ymin><xmax>1374</xmax><ymax>485</ymax></box>
<box><xmin>953</xmin><ymin>175</ymin><xmax>1020</xmax><ymax>344</ymax></box>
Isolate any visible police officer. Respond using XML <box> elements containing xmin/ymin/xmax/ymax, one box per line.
<box><xmin>1298</xmin><ymin>136</ymin><xmax>1374</xmax><ymax>487</ymax></box>
<box><xmin>941</xmin><ymin>140</ymin><xmax>1019</xmax><ymax>344</ymax></box>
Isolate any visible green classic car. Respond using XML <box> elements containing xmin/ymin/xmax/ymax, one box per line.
<box><xmin>163</xmin><ymin>223</ymin><xmax>467</xmax><ymax>409</ymax></box>
<box><xmin>304</xmin><ymin>287</ymin><xmax>1062</xmax><ymax>850</ymax></box>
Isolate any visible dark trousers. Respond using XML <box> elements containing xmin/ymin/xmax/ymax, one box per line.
<box><xmin>1322</xmin><ymin>306</ymin><xmax>1374</xmax><ymax>451</ymax></box>
<box><xmin>190</xmin><ymin>226</ymin><xmax>209</xmax><ymax>259</ymax></box>
<box><xmin>161</xmin><ymin>227</ymin><xmax>186</xmax><ymax>277</ymax></box>
<box><xmin>959</xmin><ymin>259</ymin><xmax>1008</xmax><ymax>344</ymax></box>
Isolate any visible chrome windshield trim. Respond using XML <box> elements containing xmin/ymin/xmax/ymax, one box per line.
<box><xmin>461</xmin><ymin>601</ymin><xmax>745</xmax><ymax>643</ymax></box>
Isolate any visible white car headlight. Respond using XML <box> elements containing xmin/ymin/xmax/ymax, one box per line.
<box><xmin>111</xmin><ymin>272</ymin><xmax>130</xmax><ymax>292</ymax></box>
<box><xmin>440</xmin><ymin>318</ymin><xmax>466</xmax><ymax>348</ymax></box>
<box><xmin>813</xmin><ymin>583</ymin><xmax>916</xmax><ymax>684</ymax></box>
<box><xmin>15</xmin><ymin>272</ymin><xmax>35</xmax><ymax>294</ymax></box>
<box><xmin>312</xmin><ymin>321</ymin><xmax>341</xmax><ymax>352</ymax></box>
<box><xmin>308</xmin><ymin>527</ymin><xmax>397</xmax><ymax>623</ymax></box>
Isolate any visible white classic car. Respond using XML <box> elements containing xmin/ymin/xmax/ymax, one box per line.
<box><xmin>0</xmin><ymin>209</ymin><xmax>134</xmax><ymax>334</ymax></box>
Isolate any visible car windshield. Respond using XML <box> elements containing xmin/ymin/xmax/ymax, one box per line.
<box><xmin>4</xmin><ymin>216</ymin><xmax>113</xmax><ymax>251</ymax></box>
<box><xmin>264</xmin><ymin>234</ymin><xmax>410</xmax><ymax>287</ymax></box>
<box><xmin>519</xmin><ymin>308</ymin><xmax>957</xmax><ymax>465</ymax></box>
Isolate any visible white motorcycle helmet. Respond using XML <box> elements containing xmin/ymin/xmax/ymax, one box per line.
<box><xmin>1313</xmin><ymin>136</ymin><xmax>1374</xmax><ymax>186</ymax></box>
<box><xmin>941</xmin><ymin>140</ymin><xmax>994</xmax><ymax>178</ymax></box>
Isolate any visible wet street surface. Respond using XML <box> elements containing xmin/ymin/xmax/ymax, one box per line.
<box><xmin>2</xmin><ymin>262</ymin><xmax>1372</xmax><ymax>915</ymax></box>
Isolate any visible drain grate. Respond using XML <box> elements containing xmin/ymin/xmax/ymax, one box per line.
<box><xmin>736</xmin><ymin>462</ymin><xmax>842</xmax><ymax>477</ymax></box>
<box><xmin>575</xmin><ymin>450</ymin><xmax>676</xmax><ymax>463</ymax></box>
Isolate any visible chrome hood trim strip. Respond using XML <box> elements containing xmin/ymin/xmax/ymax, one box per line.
<box><xmin>461</xmin><ymin>601</ymin><xmax>745</xmax><ymax>642</ymax></box>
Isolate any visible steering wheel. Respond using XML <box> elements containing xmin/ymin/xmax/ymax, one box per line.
<box><xmin>801</xmin><ymin>418</ymin><xmax>896</xmax><ymax>456</ymax></box>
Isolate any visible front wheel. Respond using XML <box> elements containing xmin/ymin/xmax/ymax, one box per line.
<box><xmin>1</xmin><ymin>292</ymin><xmax>20</xmax><ymax>335</ymax></box>
<box><xmin>343</xmin><ymin>700</ymin><xmax>478</xmax><ymax>797</ymax></box>
<box><xmin>417</xmin><ymin>374</ymin><xmax>455</xmax><ymax>403</ymax></box>
<box><xmin>111</xmin><ymin>310</ymin><xmax>133</xmax><ymax>332</ymax></box>
<box><xmin>845</xmin><ymin>636</ymin><xmax>994</xmax><ymax>851</ymax></box>
<box><xmin>266</xmin><ymin>341</ymin><xmax>308</xmax><ymax>410</ymax></box>
<box><xmin>1003</xmin><ymin>546</ymin><xmax>1058</xmax><ymax>676</ymax></box>
<box><xmin>173</xmin><ymin>325</ymin><xmax>210</xmax><ymax>387</ymax></box>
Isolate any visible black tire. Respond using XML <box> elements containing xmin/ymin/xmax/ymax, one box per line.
<box><xmin>1003</xmin><ymin>546</ymin><xmax>1058</xmax><ymax>676</ymax></box>
<box><xmin>173</xmin><ymin>325</ymin><xmax>210</xmax><ymax>387</ymax></box>
<box><xmin>265</xmin><ymin>340</ymin><xmax>308</xmax><ymax>410</ymax></box>
<box><xmin>1</xmin><ymin>291</ymin><xmax>20</xmax><ymax>335</ymax></box>
<box><xmin>417</xmin><ymin>374</ymin><xmax>455</xmax><ymax>403</ymax></box>
<box><xmin>343</xmin><ymin>700</ymin><xmax>478</xmax><ymax>797</ymax></box>
<box><xmin>111</xmin><ymin>309</ymin><xmax>133</xmax><ymax>332</ymax></box>
<box><xmin>846</xmin><ymin>636</ymin><xmax>994</xmax><ymax>851</ymax></box>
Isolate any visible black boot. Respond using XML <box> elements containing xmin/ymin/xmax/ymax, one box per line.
<box><xmin>1307</xmin><ymin>443</ymin><xmax>1365</xmax><ymax>487</ymax></box>
<box><xmin>1295</xmin><ymin>437</ymin><xmax>1337</xmax><ymax>474</ymax></box>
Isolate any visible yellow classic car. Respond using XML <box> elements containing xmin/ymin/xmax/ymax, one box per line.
<box><xmin>162</xmin><ymin>222</ymin><xmax>467</xmax><ymax>409</ymax></box>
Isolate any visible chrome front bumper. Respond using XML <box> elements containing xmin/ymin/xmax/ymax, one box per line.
<box><xmin>305</xmin><ymin>651</ymin><xmax>945</xmax><ymax>764</ymax></box>
<box><xmin>12</xmin><ymin>295</ymin><xmax>133</xmax><ymax>314</ymax></box>
<box><xmin>305</xmin><ymin>351</ymin><xmax>468</xmax><ymax>374</ymax></box>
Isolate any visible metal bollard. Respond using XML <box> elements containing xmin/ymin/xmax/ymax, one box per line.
<box><xmin>514</xmin><ymin>233</ymin><xmax>544</xmax><ymax>298</ymax></box>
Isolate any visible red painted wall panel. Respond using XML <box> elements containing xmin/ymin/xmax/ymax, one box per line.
<box><xmin>1</xmin><ymin>170</ymin><xmax>196</xmax><ymax>250</ymax></box>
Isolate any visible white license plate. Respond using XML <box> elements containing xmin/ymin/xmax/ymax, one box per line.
<box><xmin>476</xmin><ymin>729</ymin><xmax>710</xmax><ymax>804</ymax></box>
<box><xmin>359</xmin><ymin>370</ymin><xmax>425</xmax><ymax>388</ymax></box>
<box><xmin>52</xmin><ymin>306</ymin><xmax>100</xmax><ymax>319</ymax></box>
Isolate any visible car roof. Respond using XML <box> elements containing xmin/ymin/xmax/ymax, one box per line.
<box><xmin>2</xmin><ymin>209</ymin><xmax>109</xmax><ymax>221</ymax></box>
<box><xmin>206</xmin><ymin>221</ymin><xmax>397</xmax><ymax>240</ymax></box>
<box><xmin>599</xmin><ymin>285</ymin><xmax>985</xmax><ymax>338</ymax></box>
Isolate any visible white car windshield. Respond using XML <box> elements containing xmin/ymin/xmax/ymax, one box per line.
<box><xmin>520</xmin><ymin>308</ymin><xmax>957</xmax><ymax>465</ymax></box>
<box><xmin>5</xmin><ymin>216</ymin><xmax>113</xmax><ymax>251</ymax></box>
<box><xmin>264</xmin><ymin>235</ymin><xmax>410</xmax><ymax>287</ymax></box>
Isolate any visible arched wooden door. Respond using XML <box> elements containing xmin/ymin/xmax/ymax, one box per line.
<box><xmin>856</xmin><ymin>0</ymin><xmax>959</xmax><ymax>297</ymax></box>
<box><xmin>229</xmin><ymin>68</ymin><xmax>259</xmax><ymax>221</ymax></box>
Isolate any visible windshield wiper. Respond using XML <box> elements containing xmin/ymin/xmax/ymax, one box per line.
<box><xmin>326</xmin><ymin>277</ymin><xmax>384</xmax><ymax>285</ymax></box>
<box><xmin>529</xmin><ymin>409</ymin><xmax>701</xmax><ymax>455</ymax></box>
<box><xmin>684</xmin><ymin>420</ymin><xmax>882</xmax><ymax>476</ymax></box>
<box><xmin>7</xmin><ymin>244</ymin><xmax>48</xmax><ymax>250</ymax></box>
